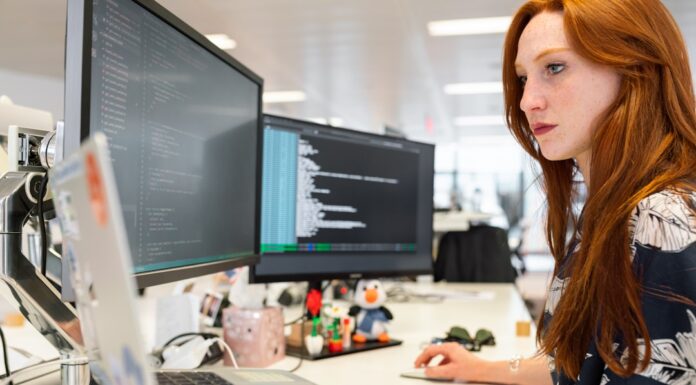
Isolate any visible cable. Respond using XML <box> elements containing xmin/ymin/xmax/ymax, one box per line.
<box><xmin>285</xmin><ymin>291</ymin><xmax>308</xmax><ymax>326</ymax></box>
<box><xmin>161</xmin><ymin>332</ymin><xmax>218</xmax><ymax>350</ymax></box>
<box><xmin>288</xmin><ymin>358</ymin><xmax>304</xmax><ymax>373</ymax></box>
<box><xmin>0</xmin><ymin>327</ymin><xmax>11</xmax><ymax>385</ymax></box>
<box><xmin>213</xmin><ymin>338</ymin><xmax>238</xmax><ymax>369</ymax></box>
<box><xmin>321</xmin><ymin>281</ymin><xmax>331</xmax><ymax>294</ymax></box>
<box><xmin>38</xmin><ymin>173</ymin><xmax>49</xmax><ymax>277</ymax></box>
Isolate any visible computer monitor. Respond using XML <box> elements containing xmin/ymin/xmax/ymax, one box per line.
<box><xmin>63</xmin><ymin>0</ymin><xmax>263</xmax><ymax>293</ymax></box>
<box><xmin>251</xmin><ymin>115</ymin><xmax>434</xmax><ymax>284</ymax></box>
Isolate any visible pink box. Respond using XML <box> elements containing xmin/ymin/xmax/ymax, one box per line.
<box><xmin>222</xmin><ymin>306</ymin><xmax>285</xmax><ymax>367</ymax></box>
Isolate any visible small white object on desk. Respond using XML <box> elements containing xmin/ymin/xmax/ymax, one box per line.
<box><xmin>154</xmin><ymin>293</ymin><xmax>201</xmax><ymax>348</ymax></box>
<box><xmin>161</xmin><ymin>335</ymin><xmax>210</xmax><ymax>369</ymax></box>
<box><xmin>415</xmin><ymin>287</ymin><xmax>496</xmax><ymax>302</ymax></box>
<box><xmin>401</xmin><ymin>368</ymin><xmax>451</xmax><ymax>382</ymax></box>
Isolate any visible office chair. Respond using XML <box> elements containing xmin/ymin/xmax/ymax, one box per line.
<box><xmin>433</xmin><ymin>225</ymin><xmax>517</xmax><ymax>283</ymax></box>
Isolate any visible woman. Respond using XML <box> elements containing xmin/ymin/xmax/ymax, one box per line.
<box><xmin>414</xmin><ymin>0</ymin><xmax>696</xmax><ymax>384</ymax></box>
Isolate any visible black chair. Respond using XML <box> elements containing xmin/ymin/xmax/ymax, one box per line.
<box><xmin>434</xmin><ymin>225</ymin><xmax>517</xmax><ymax>283</ymax></box>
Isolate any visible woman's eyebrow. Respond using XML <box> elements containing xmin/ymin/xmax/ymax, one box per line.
<box><xmin>515</xmin><ymin>47</ymin><xmax>570</xmax><ymax>70</ymax></box>
<box><xmin>534</xmin><ymin>47</ymin><xmax>570</xmax><ymax>62</ymax></box>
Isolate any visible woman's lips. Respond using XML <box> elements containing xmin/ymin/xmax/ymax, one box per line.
<box><xmin>533</xmin><ymin>124</ymin><xmax>557</xmax><ymax>136</ymax></box>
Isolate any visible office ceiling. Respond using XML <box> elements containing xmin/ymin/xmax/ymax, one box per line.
<box><xmin>1</xmin><ymin>0</ymin><xmax>695</xmax><ymax>144</ymax></box>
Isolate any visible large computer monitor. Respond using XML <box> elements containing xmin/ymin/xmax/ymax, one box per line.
<box><xmin>63</xmin><ymin>0</ymin><xmax>263</xmax><ymax>292</ymax></box>
<box><xmin>251</xmin><ymin>115</ymin><xmax>434</xmax><ymax>283</ymax></box>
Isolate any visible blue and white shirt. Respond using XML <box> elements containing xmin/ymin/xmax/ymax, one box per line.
<box><xmin>546</xmin><ymin>189</ymin><xmax>696</xmax><ymax>385</ymax></box>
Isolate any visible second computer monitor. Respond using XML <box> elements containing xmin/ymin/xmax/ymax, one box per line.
<box><xmin>64</xmin><ymin>0</ymin><xmax>263</xmax><ymax>290</ymax></box>
<box><xmin>251</xmin><ymin>115</ymin><xmax>434</xmax><ymax>283</ymax></box>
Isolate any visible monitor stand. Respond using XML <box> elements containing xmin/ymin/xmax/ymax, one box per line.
<box><xmin>284</xmin><ymin>280</ymin><xmax>402</xmax><ymax>360</ymax></box>
<box><xmin>0</xmin><ymin>171</ymin><xmax>90</xmax><ymax>385</ymax></box>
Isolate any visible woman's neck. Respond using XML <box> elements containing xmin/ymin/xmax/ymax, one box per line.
<box><xmin>575</xmin><ymin>151</ymin><xmax>591</xmax><ymax>189</ymax></box>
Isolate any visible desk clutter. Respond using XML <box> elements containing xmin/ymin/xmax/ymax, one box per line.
<box><xmin>283</xmin><ymin>279</ymin><xmax>402</xmax><ymax>360</ymax></box>
<box><xmin>222</xmin><ymin>307</ymin><xmax>285</xmax><ymax>368</ymax></box>
<box><xmin>1</xmin><ymin>278</ymin><xmax>537</xmax><ymax>385</ymax></box>
<box><xmin>150</xmin><ymin>276</ymin><xmax>404</xmax><ymax>368</ymax></box>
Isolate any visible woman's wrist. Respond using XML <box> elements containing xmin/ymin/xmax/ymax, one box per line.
<box><xmin>468</xmin><ymin>357</ymin><xmax>534</xmax><ymax>385</ymax></box>
<box><xmin>467</xmin><ymin>359</ymin><xmax>506</xmax><ymax>383</ymax></box>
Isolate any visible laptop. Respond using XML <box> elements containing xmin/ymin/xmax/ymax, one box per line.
<box><xmin>50</xmin><ymin>132</ymin><xmax>315</xmax><ymax>385</ymax></box>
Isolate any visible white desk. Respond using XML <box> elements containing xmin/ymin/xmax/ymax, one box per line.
<box><xmin>3</xmin><ymin>283</ymin><xmax>537</xmax><ymax>384</ymax></box>
<box><xmin>433</xmin><ymin>212</ymin><xmax>495</xmax><ymax>233</ymax></box>
<box><xmin>272</xmin><ymin>283</ymin><xmax>537</xmax><ymax>384</ymax></box>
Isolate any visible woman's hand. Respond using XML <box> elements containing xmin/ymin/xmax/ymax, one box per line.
<box><xmin>413</xmin><ymin>342</ymin><xmax>488</xmax><ymax>381</ymax></box>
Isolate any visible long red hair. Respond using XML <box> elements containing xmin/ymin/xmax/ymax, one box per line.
<box><xmin>503</xmin><ymin>0</ymin><xmax>696</xmax><ymax>378</ymax></box>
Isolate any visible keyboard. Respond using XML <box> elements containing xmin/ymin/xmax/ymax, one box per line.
<box><xmin>156</xmin><ymin>371</ymin><xmax>232</xmax><ymax>385</ymax></box>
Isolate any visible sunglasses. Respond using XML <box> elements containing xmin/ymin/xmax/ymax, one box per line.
<box><xmin>431</xmin><ymin>326</ymin><xmax>496</xmax><ymax>352</ymax></box>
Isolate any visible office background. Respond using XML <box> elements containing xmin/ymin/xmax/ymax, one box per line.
<box><xmin>0</xmin><ymin>3</ymin><xmax>694</xmax><ymax>384</ymax></box>
<box><xmin>0</xmin><ymin>0</ymin><xmax>695</xmax><ymax>277</ymax></box>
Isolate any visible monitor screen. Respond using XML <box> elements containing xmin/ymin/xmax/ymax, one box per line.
<box><xmin>64</xmin><ymin>0</ymin><xmax>262</xmax><ymax>291</ymax></box>
<box><xmin>251</xmin><ymin>115</ymin><xmax>434</xmax><ymax>283</ymax></box>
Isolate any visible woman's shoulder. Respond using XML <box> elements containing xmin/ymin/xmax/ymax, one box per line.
<box><xmin>629</xmin><ymin>187</ymin><xmax>696</xmax><ymax>253</ymax></box>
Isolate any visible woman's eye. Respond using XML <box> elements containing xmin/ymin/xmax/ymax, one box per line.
<box><xmin>518</xmin><ymin>75</ymin><xmax>527</xmax><ymax>85</ymax></box>
<box><xmin>547</xmin><ymin>63</ymin><xmax>565</xmax><ymax>75</ymax></box>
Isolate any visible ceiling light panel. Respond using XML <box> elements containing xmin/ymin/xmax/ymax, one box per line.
<box><xmin>428</xmin><ymin>16</ymin><xmax>512</xmax><ymax>36</ymax></box>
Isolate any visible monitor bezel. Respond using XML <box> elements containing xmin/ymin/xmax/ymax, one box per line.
<box><xmin>250</xmin><ymin>114</ymin><xmax>434</xmax><ymax>284</ymax></box>
<box><xmin>64</xmin><ymin>0</ymin><xmax>263</xmax><ymax>291</ymax></box>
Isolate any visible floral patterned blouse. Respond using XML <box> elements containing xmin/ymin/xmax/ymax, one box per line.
<box><xmin>545</xmin><ymin>189</ymin><xmax>696</xmax><ymax>385</ymax></box>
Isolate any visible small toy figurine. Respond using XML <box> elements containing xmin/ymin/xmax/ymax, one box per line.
<box><xmin>349</xmin><ymin>279</ymin><xmax>393</xmax><ymax>343</ymax></box>
<box><xmin>342</xmin><ymin>318</ymin><xmax>351</xmax><ymax>349</ymax></box>
<box><xmin>323</xmin><ymin>304</ymin><xmax>348</xmax><ymax>353</ymax></box>
<box><xmin>304</xmin><ymin>289</ymin><xmax>324</xmax><ymax>355</ymax></box>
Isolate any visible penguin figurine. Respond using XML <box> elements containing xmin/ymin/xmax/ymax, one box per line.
<box><xmin>349</xmin><ymin>279</ymin><xmax>393</xmax><ymax>343</ymax></box>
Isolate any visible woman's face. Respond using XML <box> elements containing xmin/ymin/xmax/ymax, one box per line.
<box><xmin>514</xmin><ymin>11</ymin><xmax>621</xmax><ymax>166</ymax></box>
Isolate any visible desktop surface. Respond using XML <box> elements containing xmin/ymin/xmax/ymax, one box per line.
<box><xmin>274</xmin><ymin>283</ymin><xmax>538</xmax><ymax>385</ymax></box>
<box><xmin>4</xmin><ymin>283</ymin><xmax>537</xmax><ymax>385</ymax></box>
